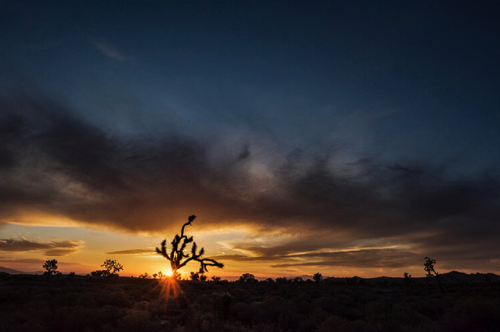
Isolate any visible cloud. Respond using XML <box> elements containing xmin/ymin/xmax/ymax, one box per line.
<box><xmin>0</xmin><ymin>91</ymin><xmax>499</xmax><ymax>272</ymax></box>
<box><xmin>0</xmin><ymin>238</ymin><xmax>83</xmax><ymax>256</ymax></box>
<box><xmin>105</xmin><ymin>249</ymin><xmax>154</xmax><ymax>255</ymax></box>
<box><xmin>0</xmin><ymin>256</ymin><xmax>92</xmax><ymax>273</ymax></box>
<box><xmin>91</xmin><ymin>39</ymin><xmax>127</xmax><ymax>61</ymax></box>
<box><xmin>269</xmin><ymin>249</ymin><xmax>420</xmax><ymax>269</ymax></box>
<box><xmin>0</xmin><ymin>257</ymin><xmax>46</xmax><ymax>264</ymax></box>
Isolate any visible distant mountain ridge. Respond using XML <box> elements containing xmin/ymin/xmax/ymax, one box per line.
<box><xmin>0</xmin><ymin>266</ymin><xmax>45</xmax><ymax>275</ymax></box>
<box><xmin>2</xmin><ymin>266</ymin><xmax>499</xmax><ymax>282</ymax></box>
<box><xmin>0</xmin><ymin>266</ymin><xmax>24</xmax><ymax>274</ymax></box>
<box><xmin>324</xmin><ymin>271</ymin><xmax>500</xmax><ymax>284</ymax></box>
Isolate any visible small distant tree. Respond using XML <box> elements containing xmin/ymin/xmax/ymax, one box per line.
<box><xmin>190</xmin><ymin>272</ymin><xmax>200</xmax><ymax>281</ymax></box>
<box><xmin>424</xmin><ymin>257</ymin><xmax>444</xmax><ymax>293</ymax></box>
<box><xmin>313</xmin><ymin>272</ymin><xmax>323</xmax><ymax>287</ymax></box>
<box><xmin>158</xmin><ymin>271</ymin><xmax>163</xmax><ymax>279</ymax></box>
<box><xmin>276</xmin><ymin>276</ymin><xmax>288</xmax><ymax>284</ymax></box>
<box><xmin>200</xmin><ymin>273</ymin><xmax>207</xmax><ymax>282</ymax></box>
<box><xmin>211</xmin><ymin>276</ymin><xmax>221</xmax><ymax>283</ymax></box>
<box><xmin>139</xmin><ymin>272</ymin><xmax>150</xmax><ymax>279</ymax></box>
<box><xmin>91</xmin><ymin>270</ymin><xmax>104</xmax><ymax>278</ymax></box>
<box><xmin>101</xmin><ymin>259</ymin><xmax>124</xmax><ymax>279</ymax></box>
<box><xmin>152</xmin><ymin>273</ymin><xmax>158</xmax><ymax>279</ymax></box>
<box><xmin>404</xmin><ymin>272</ymin><xmax>412</xmax><ymax>290</ymax></box>
<box><xmin>156</xmin><ymin>215</ymin><xmax>224</xmax><ymax>277</ymax></box>
<box><xmin>43</xmin><ymin>259</ymin><xmax>58</xmax><ymax>280</ymax></box>
<box><xmin>239</xmin><ymin>273</ymin><xmax>258</xmax><ymax>283</ymax></box>
<box><xmin>293</xmin><ymin>276</ymin><xmax>303</xmax><ymax>284</ymax></box>
<box><xmin>265</xmin><ymin>277</ymin><xmax>275</xmax><ymax>284</ymax></box>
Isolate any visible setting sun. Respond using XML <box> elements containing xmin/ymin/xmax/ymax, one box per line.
<box><xmin>165</xmin><ymin>270</ymin><xmax>173</xmax><ymax>277</ymax></box>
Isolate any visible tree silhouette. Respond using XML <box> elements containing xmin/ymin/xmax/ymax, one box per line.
<box><xmin>424</xmin><ymin>257</ymin><xmax>444</xmax><ymax>293</ymax></box>
<box><xmin>404</xmin><ymin>271</ymin><xmax>413</xmax><ymax>291</ymax></box>
<box><xmin>156</xmin><ymin>215</ymin><xmax>224</xmax><ymax>276</ymax></box>
<box><xmin>313</xmin><ymin>272</ymin><xmax>323</xmax><ymax>287</ymax></box>
<box><xmin>101</xmin><ymin>259</ymin><xmax>123</xmax><ymax>279</ymax></box>
<box><xmin>190</xmin><ymin>271</ymin><xmax>200</xmax><ymax>281</ymax></box>
<box><xmin>239</xmin><ymin>273</ymin><xmax>258</xmax><ymax>283</ymax></box>
<box><xmin>43</xmin><ymin>259</ymin><xmax>58</xmax><ymax>280</ymax></box>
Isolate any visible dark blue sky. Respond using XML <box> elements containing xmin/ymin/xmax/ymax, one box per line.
<box><xmin>2</xmin><ymin>1</ymin><xmax>499</xmax><ymax>171</ymax></box>
<box><xmin>1</xmin><ymin>2</ymin><xmax>500</xmax><ymax>274</ymax></box>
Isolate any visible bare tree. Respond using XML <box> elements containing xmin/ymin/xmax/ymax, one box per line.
<box><xmin>239</xmin><ymin>273</ymin><xmax>258</xmax><ymax>283</ymax></box>
<box><xmin>43</xmin><ymin>259</ymin><xmax>58</xmax><ymax>280</ymax></box>
<box><xmin>313</xmin><ymin>272</ymin><xmax>323</xmax><ymax>287</ymax></box>
<box><xmin>424</xmin><ymin>257</ymin><xmax>444</xmax><ymax>294</ymax></box>
<box><xmin>156</xmin><ymin>215</ymin><xmax>224</xmax><ymax>277</ymax></box>
<box><xmin>190</xmin><ymin>271</ymin><xmax>200</xmax><ymax>281</ymax></box>
<box><xmin>101</xmin><ymin>259</ymin><xmax>123</xmax><ymax>279</ymax></box>
<box><xmin>404</xmin><ymin>271</ymin><xmax>413</xmax><ymax>291</ymax></box>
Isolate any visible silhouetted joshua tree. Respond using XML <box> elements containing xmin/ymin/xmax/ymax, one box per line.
<box><xmin>424</xmin><ymin>257</ymin><xmax>444</xmax><ymax>294</ymax></box>
<box><xmin>313</xmin><ymin>272</ymin><xmax>323</xmax><ymax>287</ymax></box>
<box><xmin>156</xmin><ymin>215</ymin><xmax>224</xmax><ymax>277</ymax></box>
<box><xmin>43</xmin><ymin>259</ymin><xmax>58</xmax><ymax>280</ymax></box>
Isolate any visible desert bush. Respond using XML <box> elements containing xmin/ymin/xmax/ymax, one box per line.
<box><xmin>441</xmin><ymin>296</ymin><xmax>500</xmax><ymax>332</ymax></box>
<box><xmin>118</xmin><ymin>308</ymin><xmax>159</xmax><ymax>332</ymax></box>
<box><xmin>364</xmin><ymin>301</ymin><xmax>433</xmax><ymax>332</ymax></box>
<box><xmin>316</xmin><ymin>315</ymin><xmax>373</xmax><ymax>332</ymax></box>
<box><xmin>255</xmin><ymin>296</ymin><xmax>285</xmax><ymax>324</ymax></box>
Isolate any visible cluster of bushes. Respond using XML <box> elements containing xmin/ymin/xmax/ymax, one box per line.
<box><xmin>1</xmin><ymin>274</ymin><xmax>499</xmax><ymax>332</ymax></box>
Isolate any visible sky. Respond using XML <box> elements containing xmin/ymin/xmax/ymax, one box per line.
<box><xmin>1</xmin><ymin>1</ymin><xmax>499</xmax><ymax>279</ymax></box>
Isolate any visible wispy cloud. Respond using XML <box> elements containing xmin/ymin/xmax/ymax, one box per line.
<box><xmin>91</xmin><ymin>39</ymin><xmax>127</xmax><ymax>61</ymax></box>
<box><xmin>105</xmin><ymin>249</ymin><xmax>154</xmax><ymax>255</ymax></box>
<box><xmin>0</xmin><ymin>238</ymin><xmax>83</xmax><ymax>256</ymax></box>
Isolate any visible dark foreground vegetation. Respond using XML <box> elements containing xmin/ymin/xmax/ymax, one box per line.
<box><xmin>1</xmin><ymin>274</ymin><xmax>499</xmax><ymax>332</ymax></box>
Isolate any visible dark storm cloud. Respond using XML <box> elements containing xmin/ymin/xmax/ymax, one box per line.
<box><xmin>211</xmin><ymin>248</ymin><xmax>420</xmax><ymax>270</ymax></box>
<box><xmin>0</xmin><ymin>238</ymin><xmax>82</xmax><ymax>256</ymax></box>
<box><xmin>269</xmin><ymin>249</ymin><xmax>420</xmax><ymax>269</ymax></box>
<box><xmin>1</xmin><ymin>92</ymin><xmax>500</xmax><ymax>271</ymax></box>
